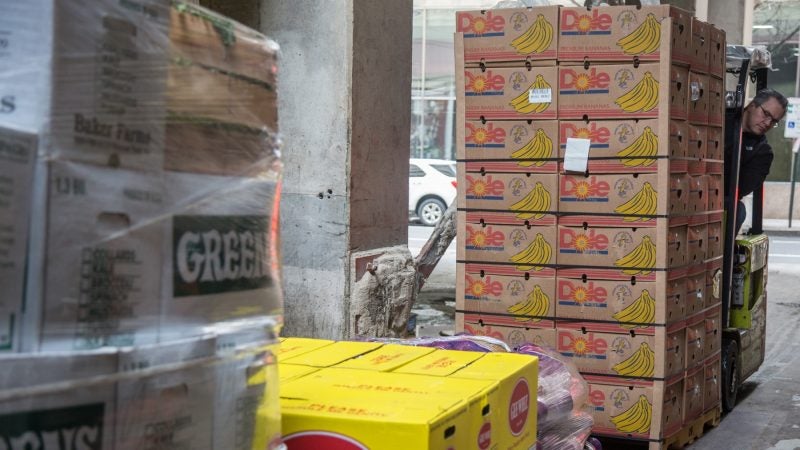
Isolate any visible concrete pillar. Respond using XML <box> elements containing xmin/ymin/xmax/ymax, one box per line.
<box><xmin>261</xmin><ymin>0</ymin><xmax>413</xmax><ymax>339</ymax></box>
<box><xmin>707</xmin><ymin>0</ymin><xmax>745</xmax><ymax>45</ymax></box>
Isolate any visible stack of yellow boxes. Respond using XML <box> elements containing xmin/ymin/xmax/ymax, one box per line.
<box><xmin>274</xmin><ymin>338</ymin><xmax>539</xmax><ymax>449</ymax></box>
<box><xmin>455</xmin><ymin>5</ymin><xmax>725</xmax><ymax>448</ymax></box>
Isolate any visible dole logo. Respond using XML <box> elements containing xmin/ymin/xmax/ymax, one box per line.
<box><xmin>559</xmin><ymin>228</ymin><xmax>610</xmax><ymax>254</ymax></box>
<box><xmin>558</xmin><ymin>279</ymin><xmax>608</xmax><ymax>304</ymax></box>
<box><xmin>560</xmin><ymin>9</ymin><xmax>613</xmax><ymax>34</ymax></box>
<box><xmin>466</xmin><ymin>122</ymin><xmax>506</xmax><ymax>147</ymax></box>
<box><xmin>560</xmin><ymin>68</ymin><xmax>611</xmax><ymax>93</ymax></box>
<box><xmin>557</xmin><ymin>331</ymin><xmax>608</xmax><ymax>357</ymax></box>
<box><xmin>457</xmin><ymin>11</ymin><xmax>505</xmax><ymax>37</ymax></box>
<box><xmin>560</xmin><ymin>176</ymin><xmax>611</xmax><ymax>200</ymax></box>
<box><xmin>465</xmin><ymin>275</ymin><xmax>503</xmax><ymax>299</ymax></box>
<box><xmin>561</xmin><ymin>122</ymin><xmax>611</xmax><ymax>147</ymax></box>
<box><xmin>466</xmin><ymin>71</ymin><xmax>505</xmax><ymax>96</ymax></box>
<box><xmin>466</xmin><ymin>225</ymin><xmax>505</xmax><ymax>250</ymax></box>
<box><xmin>466</xmin><ymin>175</ymin><xmax>505</xmax><ymax>200</ymax></box>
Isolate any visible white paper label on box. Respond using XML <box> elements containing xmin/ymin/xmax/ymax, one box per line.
<box><xmin>529</xmin><ymin>88</ymin><xmax>552</xmax><ymax>104</ymax></box>
<box><xmin>564</xmin><ymin>138</ymin><xmax>591</xmax><ymax>173</ymax></box>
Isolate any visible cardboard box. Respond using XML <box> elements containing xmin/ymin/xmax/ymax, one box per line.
<box><xmin>708</xmin><ymin>77</ymin><xmax>724</xmax><ymax>127</ymax></box>
<box><xmin>687</xmin><ymin>175</ymin><xmax>707</xmax><ymax>214</ymax></box>
<box><xmin>459</xmin><ymin>169</ymin><xmax>558</xmax><ymax>214</ymax></box>
<box><xmin>688</xmin><ymin>71</ymin><xmax>710</xmax><ymax>125</ymax></box>
<box><xmin>458</xmin><ymin>316</ymin><xmax>557</xmax><ymax>350</ymax></box>
<box><xmin>115</xmin><ymin>337</ymin><xmax>217</xmax><ymax>450</ymax></box>
<box><xmin>687</xmin><ymin>125</ymin><xmax>707</xmax><ymax>159</ymax></box>
<box><xmin>704</xmin><ymin>306</ymin><xmax>721</xmax><ymax>358</ymax></box>
<box><xmin>687</xmin><ymin>223</ymin><xmax>707</xmax><ymax>265</ymax></box>
<box><xmin>557</xmin><ymin>119</ymin><xmax>689</xmax><ymax>172</ymax></box>
<box><xmin>683</xmin><ymin>364</ymin><xmax>705</xmax><ymax>423</ymax></box>
<box><xmin>557</xmin><ymin>5</ymin><xmax>691</xmax><ymax>65</ymax></box>
<box><xmin>557</xmin><ymin>173</ymin><xmax>678</xmax><ymax>219</ymax></box>
<box><xmin>457</xmin><ymin>7</ymin><xmax>559</xmax><ymax>65</ymax></box>
<box><xmin>555</xmin><ymin>275</ymin><xmax>684</xmax><ymax>327</ymax></box>
<box><xmin>278</xmin><ymin>337</ymin><xmax>336</xmax><ymax>361</ymax></box>
<box><xmin>0</xmin><ymin>351</ymin><xmax>117</xmax><ymax>449</ymax></box>
<box><xmin>0</xmin><ymin>127</ymin><xmax>37</xmax><ymax>351</ymax></box>
<box><xmin>690</xmin><ymin>18</ymin><xmax>710</xmax><ymax>74</ymax></box>
<box><xmin>558</xmin><ymin>63</ymin><xmax>687</xmax><ymax>120</ymax></box>
<box><xmin>705</xmin><ymin>258</ymin><xmax>722</xmax><ymax>308</ymax></box>
<box><xmin>278</xmin><ymin>363</ymin><xmax>318</xmax><ymax>383</ymax></box>
<box><xmin>32</xmin><ymin>161</ymin><xmax>164</xmax><ymax>351</ymax></box>
<box><xmin>555</xmin><ymin>321</ymin><xmax>685</xmax><ymax>379</ymax></box>
<box><xmin>587</xmin><ymin>377</ymin><xmax>683</xmax><ymax>440</ymax></box>
<box><xmin>706</xmin><ymin>221</ymin><xmax>723</xmax><ymax>260</ymax></box>
<box><xmin>280</xmin><ymin>341</ymin><xmax>383</xmax><ymax>368</ymax></box>
<box><xmin>460</xmin><ymin>120</ymin><xmax>559</xmax><ymax>172</ymax></box>
<box><xmin>706</xmin><ymin>126</ymin><xmax>723</xmax><ymax>160</ymax></box>
<box><xmin>160</xmin><ymin>172</ymin><xmax>282</xmax><ymax>342</ymax></box>
<box><xmin>685</xmin><ymin>266</ymin><xmax>707</xmax><ymax>317</ymax></box>
<box><xmin>464</xmin><ymin>66</ymin><xmax>558</xmax><ymax>120</ymax></box>
<box><xmin>684</xmin><ymin>312</ymin><xmax>705</xmax><ymax>369</ymax></box>
<box><xmin>703</xmin><ymin>353</ymin><xmax>721</xmax><ymax>412</ymax></box>
<box><xmin>457</xmin><ymin>263</ymin><xmax>556</xmax><ymax>327</ymax></box>
<box><xmin>556</xmin><ymin>222</ymin><xmax>687</xmax><ymax>271</ymax></box>
<box><xmin>335</xmin><ymin>344</ymin><xmax>436</xmax><ymax>372</ymax></box>
<box><xmin>708</xmin><ymin>26</ymin><xmax>726</xmax><ymax>79</ymax></box>
<box><xmin>459</xmin><ymin>211</ymin><xmax>557</xmax><ymax>271</ymax></box>
<box><xmin>707</xmin><ymin>174</ymin><xmax>723</xmax><ymax>211</ymax></box>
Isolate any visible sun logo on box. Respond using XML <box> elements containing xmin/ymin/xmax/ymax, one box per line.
<box><xmin>466</xmin><ymin>275</ymin><xmax>503</xmax><ymax>298</ymax></box>
<box><xmin>466</xmin><ymin>71</ymin><xmax>505</xmax><ymax>95</ymax></box>
<box><xmin>467</xmin><ymin>226</ymin><xmax>505</xmax><ymax>249</ymax></box>
<box><xmin>572</xmin><ymin>337</ymin><xmax>591</xmax><ymax>355</ymax></box>
<box><xmin>467</xmin><ymin>175</ymin><xmax>504</xmax><ymax>199</ymax></box>
<box><xmin>466</xmin><ymin>123</ymin><xmax>506</xmax><ymax>147</ymax></box>
<box><xmin>571</xmin><ymin>286</ymin><xmax>590</xmax><ymax>304</ymax></box>
<box><xmin>457</xmin><ymin>12</ymin><xmax>505</xmax><ymax>36</ymax></box>
<box><xmin>568</xmin><ymin>180</ymin><xmax>598</xmax><ymax>200</ymax></box>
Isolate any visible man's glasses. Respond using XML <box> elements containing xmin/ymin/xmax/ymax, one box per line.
<box><xmin>758</xmin><ymin>104</ymin><xmax>781</xmax><ymax>128</ymax></box>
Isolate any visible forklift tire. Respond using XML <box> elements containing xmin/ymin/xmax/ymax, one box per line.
<box><xmin>722</xmin><ymin>339</ymin><xmax>740</xmax><ymax>412</ymax></box>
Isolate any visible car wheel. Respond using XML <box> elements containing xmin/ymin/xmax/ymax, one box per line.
<box><xmin>722</xmin><ymin>339</ymin><xmax>740</xmax><ymax>412</ymax></box>
<box><xmin>417</xmin><ymin>198</ymin><xmax>447</xmax><ymax>226</ymax></box>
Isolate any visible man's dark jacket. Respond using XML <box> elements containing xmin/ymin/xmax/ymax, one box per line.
<box><xmin>724</xmin><ymin>127</ymin><xmax>773</xmax><ymax>199</ymax></box>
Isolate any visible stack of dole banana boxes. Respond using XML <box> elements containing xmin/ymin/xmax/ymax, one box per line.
<box><xmin>1</xmin><ymin>1</ymin><xmax>284</xmax><ymax>448</ymax></box>
<box><xmin>455</xmin><ymin>5</ymin><xmax>725</xmax><ymax>448</ymax></box>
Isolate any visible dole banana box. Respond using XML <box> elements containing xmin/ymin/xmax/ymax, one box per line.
<box><xmin>115</xmin><ymin>336</ymin><xmax>216</xmax><ymax>450</ymax></box>
<box><xmin>555</xmin><ymin>321</ymin><xmax>685</xmax><ymax>379</ymax></box>
<box><xmin>278</xmin><ymin>337</ymin><xmax>335</xmax><ymax>361</ymax></box>
<box><xmin>690</xmin><ymin>18</ymin><xmax>710</xmax><ymax>74</ymax></box>
<box><xmin>0</xmin><ymin>350</ymin><xmax>118</xmax><ymax>450</ymax></box>
<box><xmin>26</xmin><ymin>161</ymin><xmax>164</xmax><ymax>351</ymax></box>
<box><xmin>684</xmin><ymin>312</ymin><xmax>705</xmax><ymax>369</ymax></box>
<box><xmin>554</xmin><ymin>275</ymin><xmax>685</xmax><ymax>327</ymax></box>
<box><xmin>159</xmin><ymin>172</ymin><xmax>282</xmax><ymax>342</ymax></box>
<box><xmin>708</xmin><ymin>77</ymin><xmax>725</xmax><ymax>127</ymax></box>
<box><xmin>706</xmin><ymin>221</ymin><xmax>723</xmax><ymax>260</ymax></box>
<box><xmin>556</xmin><ymin>222</ymin><xmax>687</xmax><ymax>271</ymax></box>
<box><xmin>685</xmin><ymin>266</ymin><xmax>707</xmax><ymax>318</ymax></box>
<box><xmin>334</xmin><ymin>344</ymin><xmax>436</xmax><ymax>372</ymax></box>
<box><xmin>396</xmin><ymin>351</ymin><xmax>539</xmax><ymax>450</ymax></box>
<box><xmin>687</xmin><ymin>125</ymin><xmax>707</xmax><ymax>159</ymax></box>
<box><xmin>688</xmin><ymin>71</ymin><xmax>710</xmax><ymax>125</ymax></box>
<box><xmin>687</xmin><ymin>223</ymin><xmax>708</xmax><ymax>265</ymax></box>
<box><xmin>460</xmin><ymin>120</ymin><xmax>559</xmax><ymax>172</ymax></box>
<box><xmin>458</xmin><ymin>211</ymin><xmax>557</xmax><ymax>273</ymax></box>
<box><xmin>456</xmin><ymin>7</ymin><xmax>559</xmax><ymax>65</ymax></box>
<box><xmin>557</xmin><ymin>5</ymin><xmax>691</xmax><ymax>65</ymax></box>
<box><xmin>587</xmin><ymin>377</ymin><xmax>683</xmax><ymax>441</ymax></box>
<box><xmin>459</xmin><ymin>169</ymin><xmax>558</xmax><ymax>215</ymax></box>
<box><xmin>282</xmin><ymin>367</ymin><xmax>492</xmax><ymax>448</ymax></box>
<box><xmin>463</xmin><ymin>66</ymin><xmax>558</xmax><ymax>120</ymax></box>
<box><xmin>709</xmin><ymin>26</ymin><xmax>726</xmax><ymax>79</ymax></box>
<box><xmin>705</xmin><ymin>258</ymin><xmax>722</xmax><ymax>308</ymax></box>
<box><xmin>558</xmin><ymin>63</ymin><xmax>688</xmax><ymax>121</ymax></box>
<box><xmin>457</xmin><ymin>263</ymin><xmax>556</xmax><ymax>328</ymax></box>
<box><xmin>707</xmin><ymin>174</ymin><xmax>723</xmax><ymax>211</ymax></box>
<box><xmin>280</xmin><ymin>381</ymin><xmax>472</xmax><ymax>449</ymax></box>
<box><xmin>280</xmin><ymin>341</ymin><xmax>383</xmax><ymax>367</ymax></box>
<box><xmin>686</xmin><ymin>174</ymin><xmax>707</xmax><ymax>214</ymax></box>
<box><xmin>558</xmin><ymin>119</ymin><xmax>690</xmax><ymax>173</ymax></box>
<box><xmin>706</xmin><ymin>126</ymin><xmax>723</xmax><ymax>161</ymax></box>
<box><xmin>704</xmin><ymin>306</ymin><xmax>721</xmax><ymax>358</ymax></box>
<box><xmin>703</xmin><ymin>353</ymin><xmax>721</xmax><ymax>412</ymax></box>
<box><xmin>682</xmin><ymin>364</ymin><xmax>705</xmax><ymax>423</ymax></box>
<box><xmin>457</xmin><ymin>316</ymin><xmax>557</xmax><ymax>350</ymax></box>
<box><xmin>0</xmin><ymin>127</ymin><xmax>36</xmax><ymax>352</ymax></box>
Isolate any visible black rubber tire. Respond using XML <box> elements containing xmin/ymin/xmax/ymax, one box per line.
<box><xmin>722</xmin><ymin>339</ymin><xmax>740</xmax><ymax>412</ymax></box>
<box><xmin>417</xmin><ymin>198</ymin><xmax>447</xmax><ymax>226</ymax></box>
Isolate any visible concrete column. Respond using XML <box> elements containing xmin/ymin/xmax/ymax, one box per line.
<box><xmin>261</xmin><ymin>0</ymin><xmax>413</xmax><ymax>339</ymax></box>
<box><xmin>707</xmin><ymin>0</ymin><xmax>746</xmax><ymax>45</ymax></box>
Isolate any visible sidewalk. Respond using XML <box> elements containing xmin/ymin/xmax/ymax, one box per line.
<box><xmin>761</xmin><ymin>218</ymin><xmax>800</xmax><ymax>236</ymax></box>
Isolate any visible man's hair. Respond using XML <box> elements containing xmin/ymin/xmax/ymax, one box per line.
<box><xmin>752</xmin><ymin>88</ymin><xmax>788</xmax><ymax>111</ymax></box>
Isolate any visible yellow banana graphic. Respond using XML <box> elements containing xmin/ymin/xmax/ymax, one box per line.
<box><xmin>610</xmin><ymin>395</ymin><xmax>652</xmax><ymax>433</ymax></box>
<box><xmin>510</xmin><ymin>75</ymin><xmax>551</xmax><ymax>114</ymax></box>
<box><xmin>612</xmin><ymin>289</ymin><xmax>656</xmax><ymax>328</ymax></box>
<box><xmin>511</xmin><ymin>14</ymin><xmax>554</xmax><ymax>54</ymax></box>
<box><xmin>507</xmin><ymin>285</ymin><xmax>550</xmax><ymax>322</ymax></box>
<box><xmin>615</xmin><ymin>235</ymin><xmax>657</xmax><ymax>275</ymax></box>
<box><xmin>615</xmin><ymin>72</ymin><xmax>659</xmax><ymax>113</ymax></box>
<box><xmin>509</xmin><ymin>233</ymin><xmax>552</xmax><ymax>271</ymax></box>
<box><xmin>617</xmin><ymin>126</ymin><xmax>658</xmax><ymax>167</ymax></box>
<box><xmin>616</xmin><ymin>14</ymin><xmax>661</xmax><ymax>55</ymax></box>
<box><xmin>614</xmin><ymin>182</ymin><xmax>657</xmax><ymax>221</ymax></box>
<box><xmin>510</xmin><ymin>128</ymin><xmax>553</xmax><ymax>167</ymax></box>
<box><xmin>613</xmin><ymin>342</ymin><xmax>655</xmax><ymax>377</ymax></box>
<box><xmin>510</xmin><ymin>181</ymin><xmax>551</xmax><ymax>220</ymax></box>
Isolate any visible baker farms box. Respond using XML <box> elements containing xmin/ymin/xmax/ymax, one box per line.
<box><xmin>557</xmin><ymin>5</ymin><xmax>691</xmax><ymax>65</ymax></box>
<box><xmin>457</xmin><ymin>7</ymin><xmax>559</xmax><ymax>65</ymax></box>
<box><xmin>463</xmin><ymin>66</ymin><xmax>558</xmax><ymax>120</ymax></box>
<box><xmin>0</xmin><ymin>127</ymin><xmax>37</xmax><ymax>352</ymax></box>
<box><xmin>460</xmin><ymin>120</ymin><xmax>559</xmax><ymax>172</ymax></box>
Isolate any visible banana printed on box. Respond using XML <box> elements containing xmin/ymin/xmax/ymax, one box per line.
<box><xmin>457</xmin><ymin>7</ymin><xmax>559</xmax><ymax>64</ymax></box>
<box><xmin>464</xmin><ymin>66</ymin><xmax>558</xmax><ymax>120</ymax></box>
<box><xmin>458</xmin><ymin>169</ymin><xmax>558</xmax><ymax>217</ymax></box>
<box><xmin>457</xmin><ymin>315</ymin><xmax>556</xmax><ymax>350</ymax></box>
<box><xmin>460</xmin><ymin>120</ymin><xmax>559</xmax><ymax>172</ymax></box>
<box><xmin>588</xmin><ymin>378</ymin><xmax>683</xmax><ymax>440</ymax></box>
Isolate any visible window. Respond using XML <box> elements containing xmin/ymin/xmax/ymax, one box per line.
<box><xmin>410</xmin><ymin>164</ymin><xmax>426</xmax><ymax>177</ymax></box>
<box><xmin>430</xmin><ymin>163</ymin><xmax>456</xmax><ymax>177</ymax></box>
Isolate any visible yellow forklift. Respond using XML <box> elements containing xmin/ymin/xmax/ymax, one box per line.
<box><xmin>720</xmin><ymin>45</ymin><xmax>771</xmax><ymax>412</ymax></box>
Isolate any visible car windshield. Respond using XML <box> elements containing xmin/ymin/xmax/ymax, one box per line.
<box><xmin>430</xmin><ymin>164</ymin><xmax>455</xmax><ymax>178</ymax></box>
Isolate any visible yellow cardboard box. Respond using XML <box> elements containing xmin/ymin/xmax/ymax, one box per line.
<box><xmin>278</xmin><ymin>363</ymin><xmax>319</xmax><ymax>383</ymax></box>
<box><xmin>334</xmin><ymin>344</ymin><xmax>436</xmax><ymax>372</ymax></box>
<box><xmin>277</xmin><ymin>337</ymin><xmax>335</xmax><ymax>361</ymax></box>
<box><xmin>280</xmin><ymin>341</ymin><xmax>382</xmax><ymax>367</ymax></box>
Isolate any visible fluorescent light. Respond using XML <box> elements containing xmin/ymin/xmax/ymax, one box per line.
<box><xmin>753</xmin><ymin>25</ymin><xmax>775</xmax><ymax>29</ymax></box>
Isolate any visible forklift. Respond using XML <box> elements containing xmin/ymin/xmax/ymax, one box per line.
<box><xmin>720</xmin><ymin>45</ymin><xmax>772</xmax><ymax>412</ymax></box>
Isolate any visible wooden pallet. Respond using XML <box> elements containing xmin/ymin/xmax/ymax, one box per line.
<box><xmin>593</xmin><ymin>407</ymin><xmax>722</xmax><ymax>450</ymax></box>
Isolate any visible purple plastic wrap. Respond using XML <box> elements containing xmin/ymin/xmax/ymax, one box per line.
<box><xmin>362</xmin><ymin>334</ymin><xmax>511</xmax><ymax>353</ymax></box>
<box><xmin>537</xmin><ymin>411</ymin><xmax>595</xmax><ymax>450</ymax></box>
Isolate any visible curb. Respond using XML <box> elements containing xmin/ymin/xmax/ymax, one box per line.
<box><xmin>763</xmin><ymin>229</ymin><xmax>800</xmax><ymax>237</ymax></box>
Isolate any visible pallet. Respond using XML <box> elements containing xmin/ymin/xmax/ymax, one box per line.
<box><xmin>593</xmin><ymin>407</ymin><xmax>722</xmax><ymax>450</ymax></box>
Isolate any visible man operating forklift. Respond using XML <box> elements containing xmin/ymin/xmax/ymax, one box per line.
<box><xmin>725</xmin><ymin>88</ymin><xmax>788</xmax><ymax>233</ymax></box>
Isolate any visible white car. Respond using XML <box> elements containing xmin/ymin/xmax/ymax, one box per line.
<box><xmin>409</xmin><ymin>158</ymin><xmax>457</xmax><ymax>226</ymax></box>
